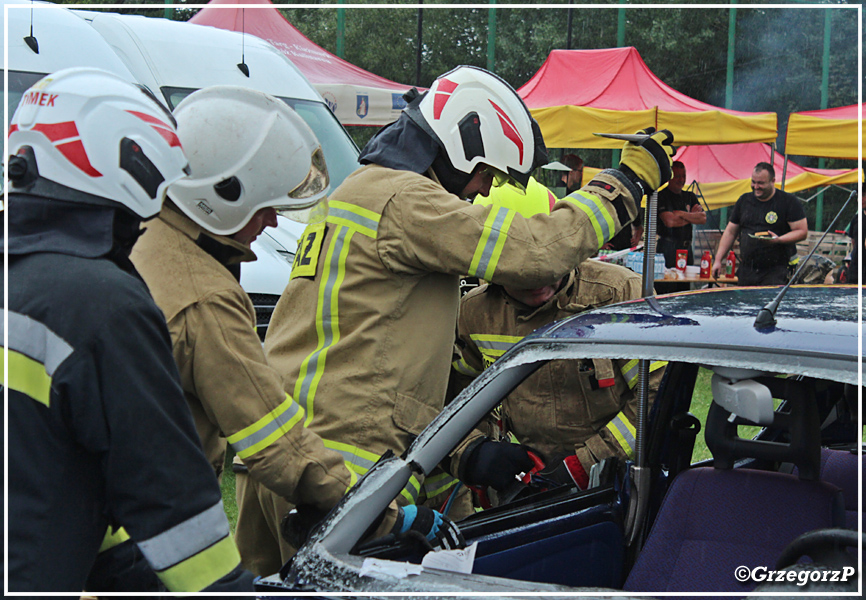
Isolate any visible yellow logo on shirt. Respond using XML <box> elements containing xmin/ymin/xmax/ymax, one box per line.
<box><xmin>765</xmin><ymin>211</ymin><xmax>779</xmax><ymax>224</ymax></box>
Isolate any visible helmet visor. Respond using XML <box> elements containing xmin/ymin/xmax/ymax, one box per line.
<box><xmin>483</xmin><ymin>165</ymin><xmax>525</xmax><ymax>192</ymax></box>
<box><xmin>291</xmin><ymin>147</ymin><xmax>329</xmax><ymax>201</ymax></box>
<box><xmin>277</xmin><ymin>196</ymin><xmax>328</xmax><ymax>225</ymax></box>
<box><xmin>276</xmin><ymin>147</ymin><xmax>330</xmax><ymax>224</ymax></box>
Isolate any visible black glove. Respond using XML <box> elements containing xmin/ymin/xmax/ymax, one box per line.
<box><xmin>460</xmin><ymin>438</ymin><xmax>535</xmax><ymax>492</ymax></box>
<box><xmin>618</xmin><ymin>127</ymin><xmax>675</xmax><ymax>195</ymax></box>
<box><xmin>391</xmin><ymin>505</ymin><xmax>465</xmax><ymax>550</ymax></box>
<box><xmin>200</xmin><ymin>564</ymin><xmax>257</xmax><ymax>592</ymax></box>
<box><xmin>280</xmin><ymin>504</ymin><xmax>330</xmax><ymax>549</ymax></box>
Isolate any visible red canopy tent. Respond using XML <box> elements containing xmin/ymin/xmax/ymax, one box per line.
<box><xmin>190</xmin><ymin>0</ymin><xmax>416</xmax><ymax>126</ymax></box>
<box><xmin>518</xmin><ymin>47</ymin><xmax>777</xmax><ymax>149</ymax></box>
<box><xmin>670</xmin><ymin>143</ymin><xmax>857</xmax><ymax>210</ymax></box>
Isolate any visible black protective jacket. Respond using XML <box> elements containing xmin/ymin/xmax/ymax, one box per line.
<box><xmin>2</xmin><ymin>194</ymin><xmax>252</xmax><ymax>592</ymax></box>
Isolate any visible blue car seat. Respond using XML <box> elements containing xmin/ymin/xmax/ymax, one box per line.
<box><xmin>623</xmin><ymin>373</ymin><xmax>845</xmax><ymax>597</ymax></box>
<box><xmin>793</xmin><ymin>447</ymin><xmax>862</xmax><ymax>530</ymax></box>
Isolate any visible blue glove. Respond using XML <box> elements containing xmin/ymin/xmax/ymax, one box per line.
<box><xmin>392</xmin><ymin>505</ymin><xmax>465</xmax><ymax>550</ymax></box>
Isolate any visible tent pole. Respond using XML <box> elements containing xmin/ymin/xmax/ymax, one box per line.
<box><xmin>617</xmin><ymin>0</ymin><xmax>626</xmax><ymax>47</ymax></box>
<box><xmin>336</xmin><ymin>1</ymin><xmax>345</xmax><ymax>59</ymax></box>
<box><xmin>566</xmin><ymin>1</ymin><xmax>574</xmax><ymax>50</ymax></box>
<box><xmin>487</xmin><ymin>0</ymin><xmax>496</xmax><ymax>72</ymax></box>
<box><xmin>815</xmin><ymin>10</ymin><xmax>831</xmax><ymax>231</ymax></box>
<box><xmin>415</xmin><ymin>1</ymin><xmax>423</xmax><ymax>86</ymax></box>
<box><xmin>781</xmin><ymin>154</ymin><xmax>789</xmax><ymax>190</ymax></box>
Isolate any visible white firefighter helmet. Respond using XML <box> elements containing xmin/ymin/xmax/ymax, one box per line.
<box><xmin>405</xmin><ymin>65</ymin><xmax>538</xmax><ymax>189</ymax></box>
<box><xmin>168</xmin><ymin>86</ymin><xmax>330</xmax><ymax>235</ymax></box>
<box><xmin>8</xmin><ymin>67</ymin><xmax>189</xmax><ymax>219</ymax></box>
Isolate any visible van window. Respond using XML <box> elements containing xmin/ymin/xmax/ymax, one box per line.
<box><xmin>5</xmin><ymin>71</ymin><xmax>50</xmax><ymax>124</ymax></box>
<box><xmin>162</xmin><ymin>87</ymin><xmax>360</xmax><ymax>189</ymax></box>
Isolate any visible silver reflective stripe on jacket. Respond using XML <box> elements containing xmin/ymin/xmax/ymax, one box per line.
<box><xmin>2</xmin><ymin>311</ymin><xmax>73</xmax><ymax>406</ymax></box>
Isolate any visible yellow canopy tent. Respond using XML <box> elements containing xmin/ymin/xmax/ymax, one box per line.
<box><xmin>518</xmin><ymin>47</ymin><xmax>777</xmax><ymax>148</ymax></box>
<box><xmin>785</xmin><ymin>103</ymin><xmax>863</xmax><ymax>159</ymax></box>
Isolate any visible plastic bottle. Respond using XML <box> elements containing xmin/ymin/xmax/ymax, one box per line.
<box><xmin>725</xmin><ymin>250</ymin><xmax>737</xmax><ymax>278</ymax></box>
<box><xmin>700</xmin><ymin>250</ymin><xmax>712</xmax><ymax>279</ymax></box>
<box><xmin>676</xmin><ymin>249</ymin><xmax>688</xmax><ymax>272</ymax></box>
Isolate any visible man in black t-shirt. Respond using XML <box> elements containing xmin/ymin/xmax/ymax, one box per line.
<box><xmin>712</xmin><ymin>162</ymin><xmax>808</xmax><ymax>286</ymax></box>
<box><xmin>656</xmin><ymin>161</ymin><xmax>706</xmax><ymax>292</ymax></box>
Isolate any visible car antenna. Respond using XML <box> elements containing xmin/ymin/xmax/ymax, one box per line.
<box><xmin>754</xmin><ymin>188</ymin><xmax>857</xmax><ymax>329</ymax></box>
<box><xmin>237</xmin><ymin>8</ymin><xmax>250</xmax><ymax>77</ymax></box>
<box><xmin>24</xmin><ymin>0</ymin><xmax>38</xmax><ymax>54</ymax></box>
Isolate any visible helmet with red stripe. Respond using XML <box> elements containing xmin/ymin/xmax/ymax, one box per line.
<box><xmin>8</xmin><ymin>67</ymin><xmax>189</xmax><ymax>219</ymax></box>
<box><xmin>404</xmin><ymin>66</ymin><xmax>543</xmax><ymax>191</ymax></box>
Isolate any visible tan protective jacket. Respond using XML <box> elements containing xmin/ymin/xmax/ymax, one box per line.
<box><xmin>131</xmin><ymin>204</ymin><xmax>353</xmax><ymax>511</ymax></box>
<box><xmin>264</xmin><ymin>164</ymin><xmax>637</xmax><ymax>505</ymax></box>
<box><xmin>451</xmin><ymin>260</ymin><xmax>665</xmax><ymax>468</ymax></box>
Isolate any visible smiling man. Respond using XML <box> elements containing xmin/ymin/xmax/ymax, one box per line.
<box><xmin>712</xmin><ymin>162</ymin><xmax>808</xmax><ymax>285</ymax></box>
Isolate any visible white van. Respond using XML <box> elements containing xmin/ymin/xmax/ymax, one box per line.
<box><xmin>79</xmin><ymin>12</ymin><xmax>362</xmax><ymax>337</ymax></box>
<box><xmin>1</xmin><ymin>1</ymin><xmax>138</xmax><ymax>121</ymax></box>
<box><xmin>1</xmin><ymin>1</ymin><xmax>142</xmax><ymax>207</ymax></box>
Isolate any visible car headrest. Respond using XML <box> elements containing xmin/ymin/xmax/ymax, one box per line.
<box><xmin>705</xmin><ymin>371</ymin><xmax>821</xmax><ymax>480</ymax></box>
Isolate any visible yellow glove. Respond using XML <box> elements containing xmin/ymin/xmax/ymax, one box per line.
<box><xmin>619</xmin><ymin>127</ymin><xmax>675</xmax><ymax>193</ymax></box>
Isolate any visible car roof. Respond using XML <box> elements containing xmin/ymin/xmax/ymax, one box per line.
<box><xmin>521</xmin><ymin>285</ymin><xmax>861</xmax><ymax>386</ymax></box>
<box><xmin>84</xmin><ymin>12</ymin><xmax>321</xmax><ymax>103</ymax></box>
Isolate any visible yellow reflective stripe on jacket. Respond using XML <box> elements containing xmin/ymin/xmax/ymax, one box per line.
<box><xmin>156</xmin><ymin>535</ymin><xmax>238</xmax><ymax>592</ymax></box>
<box><xmin>470</xmin><ymin>333</ymin><xmax>522</xmax><ymax>368</ymax></box>
<box><xmin>226</xmin><ymin>393</ymin><xmax>305</xmax><ymax>460</ymax></box>
<box><xmin>565</xmin><ymin>191</ymin><xmax>616</xmax><ymax>247</ymax></box>
<box><xmin>468</xmin><ymin>205</ymin><xmax>517</xmax><ymax>280</ymax></box>
<box><xmin>452</xmin><ymin>355</ymin><xmax>481</xmax><ymax>377</ymax></box>
<box><xmin>605</xmin><ymin>414</ymin><xmax>637</xmax><ymax>459</ymax></box>
<box><xmin>6</xmin><ymin>351</ymin><xmax>52</xmax><ymax>407</ymax></box>
<box><xmin>2</xmin><ymin>311</ymin><xmax>74</xmax><ymax>407</ymax></box>
<box><xmin>325</xmin><ymin>439</ymin><xmax>421</xmax><ymax>504</ymax></box>
<box><xmin>327</xmin><ymin>200</ymin><xmax>380</xmax><ymax>239</ymax></box>
<box><xmin>137</xmin><ymin>501</ymin><xmax>238</xmax><ymax>592</ymax></box>
<box><xmin>99</xmin><ymin>525</ymin><xmax>131</xmax><ymax>553</ymax></box>
<box><xmin>621</xmin><ymin>359</ymin><xmax>667</xmax><ymax>389</ymax></box>
<box><xmin>295</xmin><ymin>225</ymin><xmax>355</xmax><ymax>426</ymax></box>
<box><xmin>421</xmin><ymin>470</ymin><xmax>459</xmax><ymax>500</ymax></box>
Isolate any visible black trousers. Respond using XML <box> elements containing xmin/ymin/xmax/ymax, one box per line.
<box><xmin>737</xmin><ymin>262</ymin><xmax>789</xmax><ymax>286</ymax></box>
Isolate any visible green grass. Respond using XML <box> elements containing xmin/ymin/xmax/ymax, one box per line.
<box><xmin>690</xmin><ymin>368</ymin><xmax>714</xmax><ymax>463</ymax></box>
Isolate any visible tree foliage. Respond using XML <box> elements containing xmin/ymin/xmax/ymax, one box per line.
<box><xmin>49</xmin><ymin>0</ymin><xmax>859</xmax><ymax>224</ymax></box>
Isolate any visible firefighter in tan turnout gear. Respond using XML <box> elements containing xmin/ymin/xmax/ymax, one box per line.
<box><xmin>132</xmin><ymin>86</ymin><xmax>460</xmax><ymax>576</ymax></box>
<box><xmin>264</xmin><ymin>66</ymin><xmax>674</xmax><ymax>522</ymax></box>
<box><xmin>451</xmin><ymin>180</ymin><xmax>666</xmax><ymax>493</ymax></box>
